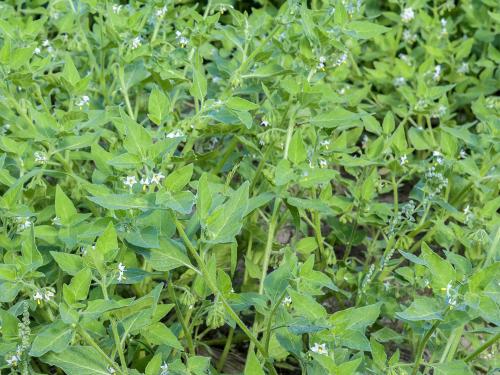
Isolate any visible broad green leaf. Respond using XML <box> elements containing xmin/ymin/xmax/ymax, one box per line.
<box><xmin>226</xmin><ymin>97</ymin><xmax>259</xmax><ymax>111</ymax></box>
<box><xmin>55</xmin><ymin>185</ymin><xmax>77</xmax><ymax>225</ymax></box>
<box><xmin>311</xmin><ymin>108</ymin><xmax>360</xmax><ymax>128</ymax></box>
<box><xmin>190</xmin><ymin>52</ymin><xmax>207</xmax><ymax>101</ymax></box>
<box><xmin>245</xmin><ymin>351</ymin><xmax>265</xmax><ymax>375</ymax></box>
<box><xmin>397</xmin><ymin>297</ymin><xmax>444</xmax><ymax>321</ymax></box>
<box><xmin>30</xmin><ymin>320</ymin><xmax>73</xmax><ymax>357</ymax></box>
<box><xmin>42</xmin><ymin>346</ymin><xmax>111</xmax><ymax>375</ymax></box>
<box><xmin>288</xmin><ymin>130</ymin><xmax>307</xmax><ymax>164</ymax></box>
<box><xmin>164</xmin><ymin>164</ymin><xmax>193</xmax><ymax>192</ymax></box>
<box><xmin>142</xmin><ymin>322</ymin><xmax>183</xmax><ymax>349</ymax></box>
<box><xmin>205</xmin><ymin>182</ymin><xmax>249</xmax><ymax>244</ymax></box>
<box><xmin>67</xmin><ymin>268</ymin><xmax>92</xmax><ymax>301</ymax></box>
<box><xmin>148</xmin><ymin>86</ymin><xmax>170</xmax><ymax>125</ymax></box>
<box><xmin>50</xmin><ymin>252</ymin><xmax>84</xmax><ymax>276</ymax></box>
<box><xmin>345</xmin><ymin>21</ymin><xmax>390</xmax><ymax>39</ymax></box>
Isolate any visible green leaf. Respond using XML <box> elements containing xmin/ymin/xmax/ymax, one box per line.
<box><xmin>42</xmin><ymin>346</ymin><xmax>111</xmax><ymax>375</ymax></box>
<box><xmin>146</xmin><ymin>239</ymin><xmax>195</xmax><ymax>272</ymax></box>
<box><xmin>50</xmin><ymin>252</ymin><xmax>84</xmax><ymax>276</ymax></box>
<box><xmin>421</xmin><ymin>242</ymin><xmax>456</xmax><ymax>290</ymax></box>
<box><xmin>30</xmin><ymin>320</ymin><xmax>73</xmax><ymax>357</ymax></box>
<box><xmin>165</xmin><ymin>164</ymin><xmax>193</xmax><ymax>192</ymax></box>
<box><xmin>382</xmin><ymin>111</ymin><xmax>395</xmax><ymax>134</ymax></box>
<box><xmin>345</xmin><ymin>21</ymin><xmax>390</xmax><ymax>39</ymax></box>
<box><xmin>62</xmin><ymin>54</ymin><xmax>81</xmax><ymax>87</ymax></box>
<box><xmin>145</xmin><ymin>353</ymin><xmax>162</xmax><ymax>375</ymax></box>
<box><xmin>397</xmin><ymin>297</ymin><xmax>444</xmax><ymax>321</ymax></box>
<box><xmin>311</xmin><ymin>107</ymin><xmax>360</xmax><ymax>128</ymax></box>
<box><xmin>190</xmin><ymin>52</ymin><xmax>207</xmax><ymax>101</ymax></box>
<box><xmin>226</xmin><ymin>97</ymin><xmax>259</xmax><ymax>111</ymax></box>
<box><xmin>205</xmin><ymin>182</ymin><xmax>249</xmax><ymax>244</ymax></box>
<box><xmin>55</xmin><ymin>185</ymin><xmax>77</xmax><ymax>225</ymax></box>
<box><xmin>432</xmin><ymin>361</ymin><xmax>473</xmax><ymax>375</ymax></box>
<box><xmin>148</xmin><ymin>86</ymin><xmax>170</xmax><ymax>125</ymax></box>
<box><xmin>197</xmin><ymin>173</ymin><xmax>212</xmax><ymax>223</ymax></box>
<box><xmin>142</xmin><ymin>322</ymin><xmax>183</xmax><ymax>349</ymax></box>
<box><xmin>245</xmin><ymin>351</ymin><xmax>265</xmax><ymax>375</ymax></box>
<box><xmin>288</xmin><ymin>130</ymin><xmax>307</xmax><ymax>164</ymax></box>
<box><xmin>67</xmin><ymin>268</ymin><xmax>92</xmax><ymax>301</ymax></box>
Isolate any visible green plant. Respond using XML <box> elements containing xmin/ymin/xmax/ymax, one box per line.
<box><xmin>0</xmin><ymin>0</ymin><xmax>498</xmax><ymax>374</ymax></box>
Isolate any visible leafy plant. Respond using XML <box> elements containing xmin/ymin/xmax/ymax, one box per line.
<box><xmin>0</xmin><ymin>0</ymin><xmax>498</xmax><ymax>374</ymax></box>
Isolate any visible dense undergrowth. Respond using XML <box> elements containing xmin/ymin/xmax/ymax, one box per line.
<box><xmin>0</xmin><ymin>0</ymin><xmax>499</xmax><ymax>374</ymax></box>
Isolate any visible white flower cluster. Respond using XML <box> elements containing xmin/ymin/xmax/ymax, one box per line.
<box><xmin>131</xmin><ymin>36</ymin><xmax>142</xmax><ymax>50</ymax></box>
<box><xmin>34</xmin><ymin>151</ymin><xmax>48</xmax><ymax>164</ymax></box>
<box><xmin>317</xmin><ymin>56</ymin><xmax>326</xmax><ymax>70</ymax></box>
<box><xmin>123</xmin><ymin>172</ymin><xmax>165</xmax><ymax>188</ymax></box>
<box><xmin>17</xmin><ymin>217</ymin><xmax>32</xmax><ymax>231</ymax></box>
<box><xmin>425</xmin><ymin>166</ymin><xmax>448</xmax><ymax>198</ymax></box>
<box><xmin>310</xmin><ymin>342</ymin><xmax>328</xmax><ymax>355</ymax></box>
<box><xmin>444</xmin><ymin>281</ymin><xmax>457</xmax><ymax>306</ymax></box>
<box><xmin>401</xmin><ymin>7</ymin><xmax>415</xmax><ymax>23</ymax></box>
<box><xmin>156</xmin><ymin>6</ymin><xmax>168</xmax><ymax>18</ymax></box>
<box><xmin>431</xmin><ymin>105</ymin><xmax>447</xmax><ymax>119</ymax></box>
<box><xmin>76</xmin><ymin>95</ymin><xmax>90</xmax><ymax>108</ymax></box>
<box><xmin>260</xmin><ymin>119</ymin><xmax>269</xmax><ymax>127</ymax></box>
<box><xmin>175</xmin><ymin>31</ymin><xmax>189</xmax><ymax>47</ymax></box>
<box><xmin>334</xmin><ymin>53</ymin><xmax>348</xmax><ymax>67</ymax></box>
<box><xmin>117</xmin><ymin>262</ymin><xmax>126</xmax><ymax>282</ymax></box>
<box><xmin>402</xmin><ymin>29</ymin><xmax>417</xmax><ymax>44</ymax></box>
<box><xmin>166</xmin><ymin>129</ymin><xmax>185</xmax><ymax>138</ymax></box>
<box><xmin>380</xmin><ymin>248</ymin><xmax>396</xmax><ymax>271</ymax></box>
<box><xmin>320</xmin><ymin>139</ymin><xmax>330</xmax><ymax>149</ymax></box>
<box><xmin>393</xmin><ymin>77</ymin><xmax>406</xmax><ymax>87</ymax></box>
<box><xmin>33</xmin><ymin>288</ymin><xmax>55</xmax><ymax>304</ymax></box>
<box><xmin>33</xmin><ymin>39</ymin><xmax>54</xmax><ymax>56</ymax></box>
<box><xmin>361</xmin><ymin>264</ymin><xmax>375</xmax><ymax>292</ymax></box>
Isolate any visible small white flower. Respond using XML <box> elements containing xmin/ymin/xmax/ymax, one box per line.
<box><xmin>156</xmin><ymin>6</ymin><xmax>168</xmax><ymax>18</ymax></box>
<box><xmin>259</xmin><ymin>139</ymin><xmax>265</xmax><ymax>146</ymax></box>
<box><xmin>43</xmin><ymin>289</ymin><xmax>55</xmax><ymax>301</ymax></box>
<box><xmin>17</xmin><ymin>217</ymin><xmax>32</xmax><ymax>231</ymax></box>
<box><xmin>76</xmin><ymin>95</ymin><xmax>90</xmax><ymax>107</ymax></box>
<box><xmin>457</xmin><ymin>62</ymin><xmax>469</xmax><ymax>74</ymax></box>
<box><xmin>140</xmin><ymin>177</ymin><xmax>151</xmax><ymax>186</ymax></box>
<box><xmin>399</xmin><ymin>53</ymin><xmax>412</xmax><ymax>65</ymax></box>
<box><xmin>335</xmin><ymin>53</ymin><xmax>348</xmax><ymax>66</ymax></box>
<box><xmin>393</xmin><ymin>77</ymin><xmax>406</xmax><ymax>87</ymax></box>
<box><xmin>260</xmin><ymin>120</ymin><xmax>269</xmax><ymax>127</ymax></box>
<box><xmin>123</xmin><ymin>175</ymin><xmax>137</xmax><ymax>188</ymax></box>
<box><xmin>160</xmin><ymin>362</ymin><xmax>169</xmax><ymax>375</ymax></box>
<box><xmin>6</xmin><ymin>354</ymin><xmax>20</xmax><ymax>367</ymax></box>
<box><xmin>42</xmin><ymin>39</ymin><xmax>50</xmax><ymax>47</ymax></box>
<box><xmin>117</xmin><ymin>263</ymin><xmax>126</xmax><ymax>282</ymax></box>
<box><xmin>33</xmin><ymin>291</ymin><xmax>44</xmax><ymax>304</ymax></box>
<box><xmin>433</xmin><ymin>151</ymin><xmax>444</xmax><ymax>164</ymax></box>
<box><xmin>311</xmin><ymin>342</ymin><xmax>328</xmax><ymax>355</ymax></box>
<box><xmin>112</xmin><ymin>4</ymin><xmax>122</xmax><ymax>14</ymax></box>
<box><xmin>433</xmin><ymin>65</ymin><xmax>442</xmax><ymax>82</ymax></box>
<box><xmin>34</xmin><ymin>47</ymin><xmax>41</xmax><ymax>55</ymax></box>
<box><xmin>34</xmin><ymin>151</ymin><xmax>48</xmax><ymax>164</ymax></box>
<box><xmin>401</xmin><ymin>7</ymin><xmax>415</xmax><ymax>23</ymax></box>
<box><xmin>463</xmin><ymin>205</ymin><xmax>470</xmax><ymax>215</ymax></box>
<box><xmin>131</xmin><ymin>36</ymin><xmax>142</xmax><ymax>50</ymax></box>
<box><xmin>317</xmin><ymin>56</ymin><xmax>326</xmax><ymax>70</ymax></box>
<box><xmin>175</xmin><ymin>31</ymin><xmax>189</xmax><ymax>47</ymax></box>
<box><xmin>459</xmin><ymin>149</ymin><xmax>467</xmax><ymax>159</ymax></box>
<box><xmin>400</xmin><ymin>154</ymin><xmax>408</xmax><ymax>166</ymax></box>
<box><xmin>402</xmin><ymin>29</ymin><xmax>417</xmax><ymax>44</ymax></box>
<box><xmin>108</xmin><ymin>366</ymin><xmax>116</xmax><ymax>374</ymax></box>
<box><xmin>151</xmin><ymin>172</ymin><xmax>165</xmax><ymax>184</ymax></box>
<box><xmin>320</xmin><ymin>139</ymin><xmax>330</xmax><ymax>149</ymax></box>
<box><xmin>319</xmin><ymin>159</ymin><xmax>328</xmax><ymax>168</ymax></box>
<box><xmin>282</xmin><ymin>296</ymin><xmax>292</xmax><ymax>307</ymax></box>
<box><xmin>166</xmin><ymin>129</ymin><xmax>184</xmax><ymax>138</ymax></box>
<box><xmin>52</xmin><ymin>216</ymin><xmax>61</xmax><ymax>226</ymax></box>
<box><xmin>361</xmin><ymin>135</ymin><xmax>368</xmax><ymax>148</ymax></box>
<box><xmin>80</xmin><ymin>246</ymin><xmax>87</xmax><ymax>256</ymax></box>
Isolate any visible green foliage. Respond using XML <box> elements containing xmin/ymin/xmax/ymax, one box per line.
<box><xmin>0</xmin><ymin>0</ymin><xmax>499</xmax><ymax>374</ymax></box>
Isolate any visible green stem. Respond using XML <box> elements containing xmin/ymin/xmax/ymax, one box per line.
<box><xmin>118</xmin><ymin>66</ymin><xmax>135</xmax><ymax>119</ymax></box>
<box><xmin>77</xmin><ymin>325</ymin><xmax>122</xmax><ymax>374</ymax></box>
<box><xmin>464</xmin><ymin>332</ymin><xmax>500</xmax><ymax>363</ymax></box>
<box><xmin>168</xmin><ymin>278</ymin><xmax>196</xmax><ymax>355</ymax></box>
<box><xmin>411</xmin><ymin>320</ymin><xmax>441</xmax><ymax>375</ymax></box>
<box><xmin>258</xmin><ymin>198</ymin><xmax>281</xmax><ymax>295</ymax></box>
<box><xmin>173</xmin><ymin>217</ymin><xmax>275</xmax><ymax>373</ymax></box>
<box><xmin>216</xmin><ymin>327</ymin><xmax>234</xmax><ymax>372</ymax></box>
<box><xmin>101</xmin><ymin>280</ymin><xmax>129</xmax><ymax>375</ymax></box>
